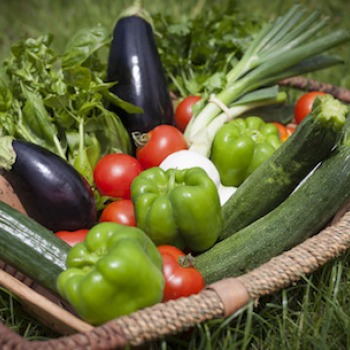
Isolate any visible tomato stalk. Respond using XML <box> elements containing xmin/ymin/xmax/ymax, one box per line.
<box><xmin>131</xmin><ymin>131</ymin><xmax>150</xmax><ymax>148</ymax></box>
<box><xmin>184</xmin><ymin>4</ymin><xmax>350</xmax><ymax>156</ymax></box>
<box><xmin>177</xmin><ymin>254</ymin><xmax>195</xmax><ymax>268</ymax></box>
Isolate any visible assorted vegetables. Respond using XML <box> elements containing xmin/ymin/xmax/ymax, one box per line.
<box><xmin>220</xmin><ymin>94</ymin><xmax>348</xmax><ymax>240</ymax></box>
<box><xmin>0</xmin><ymin>30</ymin><xmax>134</xmax><ymax>186</ymax></box>
<box><xmin>183</xmin><ymin>4</ymin><xmax>350</xmax><ymax>156</ymax></box>
<box><xmin>0</xmin><ymin>2</ymin><xmax>350</xmax><ymax>328</ymax></box>
<box><xmin>195</xmin><ymin>100</ymin><xmax>350</xmax><ymax>283</ymax></box>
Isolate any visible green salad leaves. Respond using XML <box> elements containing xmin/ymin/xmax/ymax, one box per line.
<box><xmin>0</xmin><ymin>26</ymin><xmax>136</xmax><ymax>186</ymax></box>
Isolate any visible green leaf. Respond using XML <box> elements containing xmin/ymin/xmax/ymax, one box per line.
<box><xmin>230</xmin><ymin>85</ymin><xmax>280</xmax><ymax>106</ymax></box>
<box><xmin>72</xmin><ymin>148</ymin><xmax>95</xmax><ymax>184</ymax></box>
<box><xmin>0</xmin><ymin>24</ymin><xmax>132</xmax><ymax>199</ymax></box>
<box><xmin>202</xmin><ymin>72</ymin><xmax>227</xmax><ymax>92</ymax></box>
<box><xmin>0</xmin><ymin>136</ymin><xmax>16</xmax><ymax>170</ymax></box>
<box><xmin>21</xmin><ymin>88</ymin><xmax>58</xmax><ymax>149</ymax></box>
<box><xmin>64</xmin><ymin>66</ymin><xmax>91</xmax><ymax>89</ymax></box>
<box><xmin>101</xmin><ymin>86</ymin><xmax>144</xmax><ymax>114</ymax></box>
<box><xmin>0</xmin><ymin>112</ymin><xmax>16</xmax><ymax>136</ymax></box>
<box><xmin>84</xmin><ymin>136</ymin><xmax>101</xmax><ymax>172</ymax></box>
<box><xmin>0</xmin><ymin>74</ymin><xmax>12</xmax><ymax>112</ymax></box>
<box><xmin>43</xmin><ymin>93</ymin><xmax>70</xmax><ymax>109</ymax></box>
<box><xmin>69</xmin><ymin>134</ymin><xmax>100</xmax><ymax>184</ymax></box>
<box><xmin>55</xmin><ymin>108</ymin><xmax>78</xmax><ymax>130</ymax></box>
<box><xmin>90</xmin><ymin>109</ymin><xmax>132</xmax><ymax>155</ymax></box>
<box><xmin>61</xmin><ymin>25</ymin><xmax>111</xmax><ymax>68</ymax></box>
<box><xmin>154</xmin><ymin>6</ymin><xmax>261</xmax><ymax>97</ymax></box>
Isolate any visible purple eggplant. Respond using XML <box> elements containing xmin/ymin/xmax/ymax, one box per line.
<box><xmin>1</xmin><ymin>140</ymin><xmax>97</xmax><ymax>232</ymax></box>
<box><xmin>106</xmin><ymin>14</ymin><xmax>174</xmax><ymax>136</ymax></box>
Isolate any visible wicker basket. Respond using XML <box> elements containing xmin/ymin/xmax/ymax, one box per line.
<box><xmin>1</xmin><ymin>77</ymin><xmax>350</xmax><ymax>349</ymax></box>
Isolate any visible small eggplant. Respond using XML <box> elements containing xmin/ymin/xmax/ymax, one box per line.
<box><xmin>0</xmin><ymin>138</ymin><xmax>97</xmax><ymax>232</ymax></box>
<box><xmin>107</xmin><ymin>11</ymin><xmax>174</xmax><ymax>136</ymax></box>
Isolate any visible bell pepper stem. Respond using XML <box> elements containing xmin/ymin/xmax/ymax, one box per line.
<box><xmin>71</xmin><ymin>255</ymin><xmax>100</xmax><ymax>267</ymax></box>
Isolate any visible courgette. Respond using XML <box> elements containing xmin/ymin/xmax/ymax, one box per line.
<box><xmin>220</xmin><ymin>94</ymin><xmax>348</xmax><ymax>240</ymax></box>
<box><xmin>0</xmin><ymin>202</ymin><xmax>70</xmax><ymax>294</ymax></box>
<box><xmin>195</xmin><ymin>108</ymin><xmax>350</xmax><ymax>284</ymax></box>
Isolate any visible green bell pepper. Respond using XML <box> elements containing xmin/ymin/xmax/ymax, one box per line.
<box><xmin>131</xmin><ymin>166</ymin><xmax>223</xmax><ymax>252</ymax></box>
<box><xmin>56</xmin><ymin>222</ymin><xmax>165</xmax><ymax>325</ymax></box>
<box><xmin>210</xmin><ymin>116</ymin><xmax>282</xmax><ymax>187</ymax></box>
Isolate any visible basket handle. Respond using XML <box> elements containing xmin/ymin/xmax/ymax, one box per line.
<box><xmin>0</xmin><ymin>268</ymin><xmax>93</xmax><ymax>335</ymax></box>
<box><xmin>278</xmin><ymin>76</ymin><xmax>350</xmax><ymax>102</ymax></box>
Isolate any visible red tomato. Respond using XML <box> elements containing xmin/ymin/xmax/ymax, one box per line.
<box><xmin>157</xmin><ymin>245</ymin><xmax>205</xmax><ymax>302</ymax></box>
<box><xmin>93</xmin><ymin>153</ymin><xmax>143</xmax><ymax>199</ymax></box>
<box><xmin>99</xmin><ymin>199</ymin><xmax>136</xmax><ymax>226</ymax></box>
<box><xmin>158</xmin><ymin>245</ymin><xmax>184</xmax><ymax>260</ymax></box>
<box><xmin>175</xmin><ymin>96</ymin><xmax>201</xmax><ymax>132</ymax></box>
<box><xmin>136</xmin><ymin>125</ymin><xmax>188</xmax><ymax>169</ymax></box>
<box><xmin>294</xmin><ymin>91</ymin><xmax>327</xmax><ymax>124</ymax></box>
<box><xmin>272</xmin><ymin>122</ymin><xmax>295</xmax><ymax>142</ymax></box>
<box><xmin>55</xmin><ymin>229</ymin><xmax>89</xmax><ymax>246</ymax></box>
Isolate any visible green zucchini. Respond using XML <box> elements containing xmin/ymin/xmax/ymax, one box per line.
<box><xmin>195</xmin><ymin>112</ymin><xmax>350</xmax><ymax>284</ymax></box>
<box><xmin>0</xmin><ymin>202</ymin><xmax>70</xmax><ymax>294</ymax></box>
<box><xmin>220</xmin><ymin>94</ymin><xmax>348</xmax><ymax>240</ymax></box>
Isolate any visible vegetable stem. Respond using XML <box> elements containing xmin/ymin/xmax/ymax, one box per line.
<box><xmin>53</xmin><ymin>134</ymin><xmax>67</xmax><ymax>160</ymax></box>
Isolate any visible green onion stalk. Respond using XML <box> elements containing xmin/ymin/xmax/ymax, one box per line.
<box><xmin>184</xmin><ymin>4</ymin><xmax>350</xmax><ymax>156</ymax></box>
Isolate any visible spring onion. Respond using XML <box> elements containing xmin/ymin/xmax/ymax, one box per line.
<box><xmin>184</xmin><ymin>4</ymin><xmax>350</xmax><ymax>156</ymax></box>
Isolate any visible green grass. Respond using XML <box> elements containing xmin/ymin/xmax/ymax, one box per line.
<box><xmin>0</xmin><ymin>288</ymin><xmax>59</xmax><ymax>340</ymax></box>
<box><xmin>1</xmin><ymin>0</ymin><xmax>350</xmax><ymax>348</ymax></box>
<box><xmin>1</xmin><ymin>0</ymin><xmax>350</xmax><ymax>87</ymax></box>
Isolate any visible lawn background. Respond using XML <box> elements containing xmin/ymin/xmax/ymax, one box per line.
<box><xmin>1</xmin><ymin>0</ymin><xmax>350</xmax><ymax>349</ymax></box>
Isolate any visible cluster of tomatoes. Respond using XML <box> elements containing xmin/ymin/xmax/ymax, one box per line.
<box><xmin>55</xmin><ymin>90</ymin><xmax>325</xmax><ymax>301</ymax></box>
